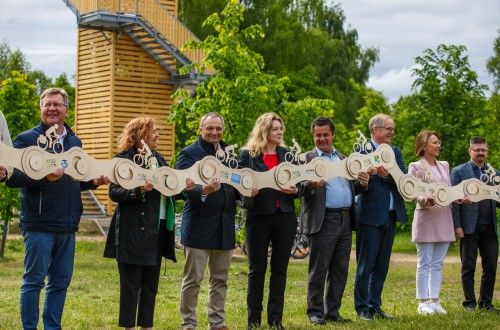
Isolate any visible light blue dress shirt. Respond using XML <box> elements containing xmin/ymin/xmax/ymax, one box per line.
<box><xmin>316</xmin><ymin>147</ymin><xmax>352</xmax><ymax>208</ymax></box>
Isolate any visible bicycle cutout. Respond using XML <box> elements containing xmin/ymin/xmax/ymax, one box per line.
<box><xmin>37</xmin><ymin>124</ymin><xmax>64</xmax><ymax>153</ymax></box>
<box><xmin>284</xmin><ymin>138</ymin><xmax>306</xmax><ymax>165</ymax></box>
<box><xmin>480</xmin><ymin>164</ymin><xmax>500</xmax><ymax>185</ymax></box>
<box><xmin>133</xmin><ymin>139</ymin><xmax>158</xmax><ymax>169</ymax></box>
<box><xmin>353</xmin><ymin>130</ymin><xmax>373</xmax><ymax>154</ymax></box>
<box><xmin>415</xmin><ymin>161</ymin><xmax>436</xmax><ymax>183</ymax></box>
<box><xmin>216</xmin><ymin>144</ymin><xmax>238</xmax><ymax>169</ymax></box>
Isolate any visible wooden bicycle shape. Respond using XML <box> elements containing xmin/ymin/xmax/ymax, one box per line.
<box><xmin>284</xmin><ymin>138</ymin><xmax>306</xmax><ymax>165</ymax></box>
<box><xmin>216</xmin><ymin>143</ymin><xmax>238</xmax><ymax>169</ymax></box>
<box><xmin>37</xmin><ymin>124</ymin><xmax>64</xmax><ymax>153</ymax></box>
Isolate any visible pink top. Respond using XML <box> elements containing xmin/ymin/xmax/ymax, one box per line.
<box><xmin>409</xmin><ymin>158</ymin><xmax>455</xmax><ymax>243</ymax></box>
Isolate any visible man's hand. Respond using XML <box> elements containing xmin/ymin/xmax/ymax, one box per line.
<box><xmin>308</xmin><ymin>179</ymin><xmax>326</xmax><ymax>189</ymax></box>
<box><xmin>202</xmin><ymin>178</ymin><xmax>221</xmax><ymax>195</ymax></box>
<box><xmin>357</xmin><ymin>171</ymin><xmax>370</xmax><ymax>187</ymax></box>
<box><xmin>92</xmin><ymin>175</ymin><xmax>110</xmax><ymax>186</ymax></box>
<box><xmin>375</xmin><ymin>165</ymin><xmax>390</xmax><ymax>177</ymax></box>
<box><xmin>250</xmin><ymin>187</ymin><xmax>259</xmax><ymax>197</ymax></box>
<box><xmin>46</xmin><ymin>168</ymin><xmax>65</xmax><ymax>181</ymax></box>
<box><xmin>455</xmin><ymin>227</ymin><xmax>464</xmax><ymax>239</ymax></box>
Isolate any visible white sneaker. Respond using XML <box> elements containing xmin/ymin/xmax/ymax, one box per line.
<box><xmin>417</xmin><ymin>301</ymin><xmax>436</xmax><ymax>315</ymax></box>
<box><xmin>434</xmin><ymin>302</ymin><xmax>447</xmax><ymax>315</ymax></box>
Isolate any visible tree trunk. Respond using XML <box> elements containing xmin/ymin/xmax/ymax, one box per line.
<box><xmin>0</xmin><ymin>219</ymin><xmax>8</xmax><ymax>258</ymax></box>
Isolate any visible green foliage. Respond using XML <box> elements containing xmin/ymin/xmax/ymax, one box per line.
<box><xmin>171</xmin><ymin>0</ymin><xmax>334</xmax><ymax>153</ymax></box>
<box><xmin>393</xmin><ymin>44</ymin><xmax>490</xmax><ymax>168</ymax></box>
<box><xmin>486</xmin><ymin>30</ymin><xmax>500</xmax><ymax>92</ymax></box>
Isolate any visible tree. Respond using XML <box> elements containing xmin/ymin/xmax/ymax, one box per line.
<box><xmin>0</xmin><ymin>71</ymin><xmax>39</xmax><ymax>258</ymax></box>
<box><xmin>486</xmin><ymin>30</ymin><xmax>500</xmax><ymax>92</ymax></box>
<box><xmin>393</xmin><ymin>44</ymin><xmax>490</xmax><ymax>167</ymax></box>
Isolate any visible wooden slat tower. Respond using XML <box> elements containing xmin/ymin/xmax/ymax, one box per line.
<box><xmin>64</xmin><ymin>0</ymin><xmax>209</xmax><ymax>215</ymax></box>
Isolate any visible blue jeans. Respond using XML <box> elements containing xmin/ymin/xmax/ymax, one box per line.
<box><xmin>21</xmin><ymin>231</ymin><xmax>75</xmax><ymax>330</ymax></box>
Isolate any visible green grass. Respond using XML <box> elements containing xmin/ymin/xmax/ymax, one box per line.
<box><xmin>0</xmin><ymin>235</ymin><xmax>499</xmax><ymax>330</ymax></box>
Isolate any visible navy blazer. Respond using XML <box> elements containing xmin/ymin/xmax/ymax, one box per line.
<box><xmin>299</xmin><ymin>149</ymin><xmax>366</xmax><ymax>234</ymax></box>
<box><xmin>175</xmin><ymin>136</ymin><xmax>238</xmax><ymax>250</ymax></box>
<box><xmin>451</xmin><ymin>161</ymin><xmax>499</xmax><ymax>236</ymax></box>
<box><xmin>356</xmin><ymin>144</ymin><xmax>408</xmax><ymax>225</ymax></box>
<box><xmin>238</xmin><ymin>147</ymin><xmax>300</xmax><ymax>216</ymax></box>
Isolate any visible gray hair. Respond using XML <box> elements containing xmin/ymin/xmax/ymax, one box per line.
<box><xmin>369</xmin><ymin>113</ymin><xmax>392</xmax><ymax>133</ymax></box>
<box><xmin>199</xmin><ymin>112</ymin><xmax>225</xmax><ymax>128</ymax></box>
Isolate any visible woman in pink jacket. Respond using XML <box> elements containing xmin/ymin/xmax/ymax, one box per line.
<box><xmin>409</xmin><ymin>130</ymin><xmax>455</xmax><ymax>315</ymax></box>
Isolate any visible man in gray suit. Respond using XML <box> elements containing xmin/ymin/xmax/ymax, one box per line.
<box><xmin>451</xmin><ymin>136</ymin><xmax>499</xmax><ymax>312</ymax></box>
<box><xmin>299</xmin><ymin>116</ymin><xmax>370</xmax><ymax>325</ymax></box>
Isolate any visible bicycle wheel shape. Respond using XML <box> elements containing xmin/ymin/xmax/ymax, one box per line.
<box><xmin>353</xmin><ymin>142</ymin><xmax>362</xmax><ymax>153</ymax></box>
<box><xmin>216</xmin><ymin>149</ymin><xmax>226</xmax><ymax>162</ymax></box>
<box><xmin>291</xmin><ymin>234</ymin><xmax>310</xmax><ymax>259</ymax></box>
<box><xmin>227</xmin><ymin>157</ymin><xmax>238</xmax><ymax>169</ymax></box>
<box><xmin>480</xmin><ymin>174</ymin><xmax>490</xmax><ymax>184</ymax></box>
<box><xmin>52</xmin><ymin>141</ymin><xmax>64</xmax><ymax>154</ymax></box>
<box><xmin>37</xmin><ymin>135</ymin><xmax>49</xmax><ymax>150</ymax></box>
<box><xmin>284</xmin><ymin>152</ymin><xmax>294</xmax><ymax>163</ymax></box>
<box><xmin>133</xmin><ymin>154</ymin><xmax>144</xmax><ymax>167</ymax></box>
<box><xmin>493</xmin><ymin>176</ymin><xmax>500</xmax><ymax>185</ymax></box>
<box><xmin>297</xmin><ymin>155</ymin><xmax>307</xmax><ymax>165</ymax></box>
<box><xmin>364</xmin><ymin>143</ymin><xmax>373</xmax><ymax>153</ymax></box>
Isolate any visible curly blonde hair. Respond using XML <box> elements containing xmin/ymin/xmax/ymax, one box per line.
<box><xmin>242</xmin><ymin>112</ymin><xmax>285</xmax><ymax>157</ymax></box>
<box><xmin>117</xmin><ymin>117</ymin><xmax>156</xmax><ymax>151</ymax></box>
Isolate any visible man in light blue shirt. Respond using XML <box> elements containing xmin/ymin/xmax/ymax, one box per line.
<box><xmin>299</xmin><ymin>116</ymin><xmax>370</xmax><ymax>325</ymax></box>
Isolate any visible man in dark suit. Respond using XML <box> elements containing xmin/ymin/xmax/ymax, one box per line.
<box><xmin>354</xmin><ymin>113</ymin><xmax>408</xmax><ymax>320</ymax></box>
<box><xmin>300</xmin><ymin>117</ymin><xmax>370</xmax><ymax>325</ymax></box>
<box><xmin>175</xmin><ymin>112</ymin><xmax>238</xmax><ymax>330</ymax></box>
<box><xmin>451</xmin><ymin>136</ymin><xmax>499</xmax><ymax>312</ymax></box>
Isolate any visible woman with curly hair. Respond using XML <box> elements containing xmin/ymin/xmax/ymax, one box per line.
<box><xmin>104</xmin><ymin>117</ymin><xmax>193</xmax><ymax>329</ymax></box>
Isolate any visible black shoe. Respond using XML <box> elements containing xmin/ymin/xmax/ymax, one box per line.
<box><xmin>357</xmin><ymin>311</ymin><xmax>373</xmax><ymax>321</ymax></box>
<box><xmin>479</xmin><ymin>304</ymin><xmax>500</xmax><ymax>312</ymax></box>
<box><xmin>372</xmin><ymin>308</ymin><xmax>394</xmax><ymax>320</ymax></box>
<box><xmin>325</xmin><ymin>314</ymin><xmax>352</xmax><ymax>323</ymax></box>
<box><xmin>269</xmin><ymin>323</ymin><xmax>285</xmax><ymax>330</ymax></box>
<box><xmin>247</xmin><ymin>322</ymin><xmax>261</xmax><ymax>330</ymax></box>
<box><xmin>308</xmin><ymin>315</ymin><xmax>326</xmax><ymax>325</ymax></box>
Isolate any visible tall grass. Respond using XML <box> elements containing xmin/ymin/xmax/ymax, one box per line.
<box><xmin>0</xmin><ymin>235</ymin><xmax>498</xmax><ymax>329</ymax></box>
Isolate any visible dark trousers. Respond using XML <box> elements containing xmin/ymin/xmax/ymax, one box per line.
<box><xmin>354</xmin><ymin>214</ymin><xmax>396</xmax><ymax>313</ymax></box>
<box><xmin>307</xmin><ymin>211</ymin><xmax>352</xmax><ymax>319</ymax></box>
<box><xmin>246</xmin><ymin>211</ymin><xmax>297</xmax><ymax>327</ymax></box>
<box><xmin>460</xmin><ymin>224</ymin><xmax>499</xmax><ymax>308</ymax></box>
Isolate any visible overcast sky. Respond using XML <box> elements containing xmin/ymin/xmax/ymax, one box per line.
<box><xmin>1</xmin><ymin>0</ymin><xmax>499</xmax><ymax>102</ymax></box>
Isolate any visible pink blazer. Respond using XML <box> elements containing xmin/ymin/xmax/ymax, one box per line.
<box><xmin>409</xmin><ymin>159</ymin><xmax>455</xmax><ymax>243</ymax></box>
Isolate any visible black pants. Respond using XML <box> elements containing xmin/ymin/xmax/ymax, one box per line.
<box><xmin>460</xmin><ymin>223</ymin><xmax>498</xmax><ymax>308</ymax></box>
<box><xmin>246</xmin><ymin>211</ymin><xmax>297</xmax><ymax>327</ymax></box>
<box><xmin>117</xmin><ymin>225</ymin><xmax>165</xmax><ymax>327</ymax></box>
<box><xmin>307</xmin><ymin>211</ymin><xmax>352</xmax><ymax>318</ymax></box>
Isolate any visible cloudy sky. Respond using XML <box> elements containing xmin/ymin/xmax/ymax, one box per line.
<box><xmin>1</xmin><ymin>0</ymin><xmax>499</xmax><ymax>102</ymax></box>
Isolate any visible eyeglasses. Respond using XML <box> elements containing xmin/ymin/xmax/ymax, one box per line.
<box><xmin>470</xmin><ymin>148</ymin><xmax>488</xmax><ymax>153</ymax></box>
<box><xmin>377</xmin><ymin>126</ymin><xmax>395</xmax><ymax>133</ymax></box>
<box><xmin>42</xmin><ymin>103</ymin><xmax>67</xmax><ymax>108</ymax></box>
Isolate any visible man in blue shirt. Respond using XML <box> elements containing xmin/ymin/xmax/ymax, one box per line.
<box><xmin>299</xmin><ymin>116</ymin><xmax>370</xmax><ymax>325</ymax></box>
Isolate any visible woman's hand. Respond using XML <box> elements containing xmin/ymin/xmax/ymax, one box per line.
<box><xmin>183</xmin><ymin>178</ymin><xmax>195</xmax><ymax>191</ymax></box>
<box><xmin>281</xmin><ymin>185</ymin><xmax>298</xmax><ymax>195</ymax></box>
<box><xmin>140</xmin><ymin>179</ymin><xmax>154</xmax><ymax>193</ymax></box>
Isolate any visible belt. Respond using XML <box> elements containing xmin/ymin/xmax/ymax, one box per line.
<box><xmin>325</xmin><ymin>207</ymin><xmax>350</xmax><ymax>214</ymax></box>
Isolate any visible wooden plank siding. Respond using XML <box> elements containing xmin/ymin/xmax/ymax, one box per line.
<box><xmin>75</xmin><ymin>26</ymin><xmax>176</xmax><ymax>215</ymax></box>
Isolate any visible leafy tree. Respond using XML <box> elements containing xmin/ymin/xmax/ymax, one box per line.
<box><xmin>0</xmin><ymin>41</ymin><xmax>31</xmax><ymax>82</ymax></box>
<box><xmin>393</xmin><ymin>44</ymin><xmax>490</xmax><ymax>168</ymax></box>
<box><xmin>0</xmin><ymin>71</ymin><xmax>39</xmax><ymax>258</ymax></box>
<box><xmin>171</xmin><ymin>0</ymin><xmax>336</xmax><ymax>155</ymax></box>
<box><xmin>486</xmin><ymin>30</ymin><xmax>500</xmax><ymax>92</ymax></box>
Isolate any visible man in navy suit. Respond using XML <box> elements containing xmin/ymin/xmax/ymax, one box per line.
<box><xmin>175</xmin><ymin>112</ymin><xmax>239</xmax><ymax>330</ymax></box>
<box><xmin>451</xmin><ymin>136</ymin><xmax>499</xmax><ymax>312</ymax></box>
<box><xmin>354</xmin><ymin>114</ymin><xmax>408</xmax><ymax>320</ymax></box>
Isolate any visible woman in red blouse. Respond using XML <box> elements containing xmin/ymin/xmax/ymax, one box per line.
<box><xmin>238</xmin><ymin>112</ymin><xmax>302</xmax><ymax>330</ymax></box>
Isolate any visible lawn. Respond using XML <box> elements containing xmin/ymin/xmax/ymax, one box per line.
<box><xmin>0</xmin><ymin>231</ymin><xmax>499</xmax><ymax>330</ymax></box>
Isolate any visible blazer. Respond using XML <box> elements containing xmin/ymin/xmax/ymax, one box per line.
<box><xmin>103</xmin><ymin>147</ymin><xmax>176</xmax><ymax>265</ymax></box>
<box><xmin>451</xmin><ymin>161</ymin><xmax>499</xmax><ymax>236</ymax></box>
<box><xmin>175</xmin><ymin>136</ymin><xmax>239</xmax><ymax>250</ymax></box>
<box><xmin>238</xmin><ymin>147</ymin><xmax>301</xmax><ymax>216</ymax></box>
<box><xmin>299</xmin><ymin>149</ymin><xmax>366</xmax><ymax>234</ymax></box>
<box><xmin>409</xmin><ymin>158</ymin><xmax>455</xmax><ymax>242</ymax></box>
<box><xmin>356</xmin><ymin>143</ymin><xmax>408</xmax><ymax>226</ymax></box>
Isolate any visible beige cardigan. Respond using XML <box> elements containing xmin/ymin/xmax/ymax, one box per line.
<box><xmin>409</xmin><ymin>158</ymin><xmax>455</xmax><ymax>243</ymax></box>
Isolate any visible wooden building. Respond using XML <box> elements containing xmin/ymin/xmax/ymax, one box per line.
<box><xmin>64</xmin><ymin>0</ymin><xmax>208</xmax><ymax>215</ymax></box>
